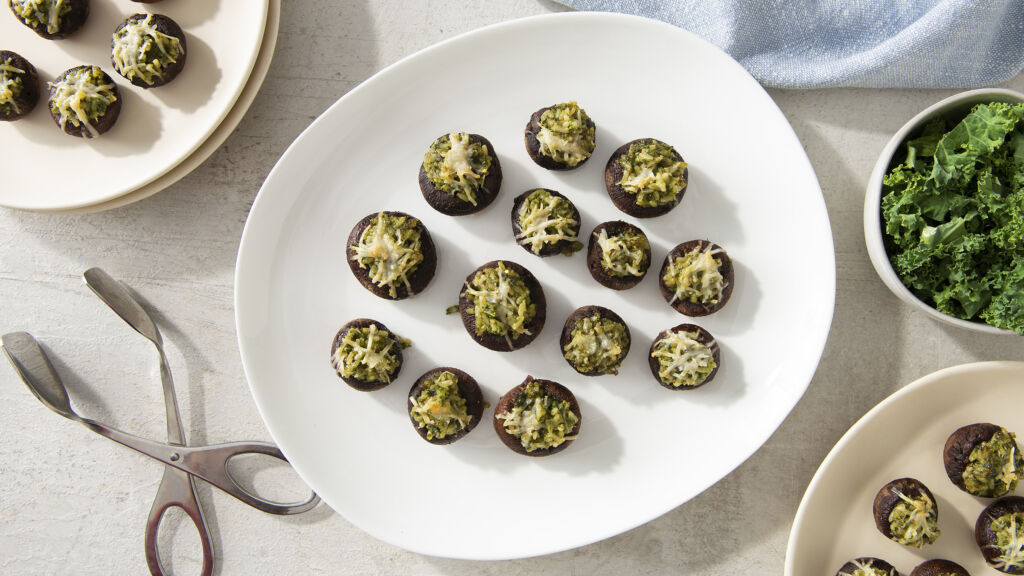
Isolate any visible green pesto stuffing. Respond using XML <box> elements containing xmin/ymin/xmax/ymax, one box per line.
<box><xmin>516</xmin><ymin>189</ymin><xmax>580</xmax><ymax>255</ymax></box>
<box><xmin>496</xmin><ymin>381</ymin><xmax>578</xmax><ymax>452</ymax></box>
<box><xmin>563</xmin><ymin>314</ymin><xmax>628</xmax><ymax>375</ymax></box>
<box><xmin>618</xmin><ymin>140</ymin><xmax>687</xmax><ymax>207</ymax></box>
<box><xmin>965</xmin><ymin>428</ymin><xmax>1023</xmax><ymax>497</ymax></box>
<box><xmin>887</xmin><ymin>488</ymin><xmax>939</xmax><ymax>547</ymax></box>
<box><xmin>409</xmin><ymin>371</ymin><xmax>472</xmax><ymax>440</ymax></box>
<box><xmin>987</xmin><ymin>512</ymin><xmax>1024</xmax><ymax>572</ymax></box>
<box><xmin>596</xmin><ymin>228</ymin><xmax>649</xmax><ymax>277</ymax></box>
<box><xmin>839</xmin><ymin>565</ymin><xmax>892</xmax><ymax>576</ymax></box>
<box><xmin>350</xmin><ymin>212</ymin><xmax>424</xmax><ymax>298</ymax></box>
<box><xmin>662</xmin><ymin>245</ymin><xmax>726</xmax><ymax>306</ymax></box>
<box><xmin>462</xmin><ymin>262</ymin><xmax>536</xmax><ymax>345</ymax></box>
<box><xmin>112</xmin><ymin>15</ymin><xmax>183</xmax><ymax>86</ymax></box>
<box><xmin>48</xmin><ymin>67</ymin><xmax>118</xmax><ymax>133</ymax></box>
<box><xmin>11</xmin><ymin>0</ymin><xmax>71</xmax><ymax>34</ymax></box>
<box><xmin>422</xmin><ymin>132</ymin><xmax>492</xmax><ymax>205</ymax></box>
<box><xmin>332</xmin><ymin>324</ymin><xmax>409</xmax><ymax>384</ymax></box>
<box><xmin>651</xmin><ymin>330</ymin><xmax>716</xmax><ymax>388</ymax></box>
<box><xmin>536</xmin><ymin>101</ymin><xmax>595</xmax><ymax>166</ymax></box>
<box><xmin>0</xmin><ymin>59</ymin><xmax>26</xmax><ymax>116</ymax></box>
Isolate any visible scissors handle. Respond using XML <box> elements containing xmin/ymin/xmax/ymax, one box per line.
<box><xmin>146</xmin><ymin>466</ymin><xmax>214</xmax><ymax>576</ymax></box>
<box><xmin>181</xmin><ymin>441</ymin><xmax>321</xmax><ymax>515</ymax></box>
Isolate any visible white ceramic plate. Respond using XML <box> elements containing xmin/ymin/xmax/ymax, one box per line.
<box><xmin>50</xmin><ymin>0</ymin><xmax>281</xmax><ymax>214</ymax></box>
<box><xmin>0</xmin><ymin>0</ymin><xmax>268</xmax><ymax>211</ymax></box>
<box><xmin>236</xmin><ymin>12</ymin><xmax>834</xmax><ymax>560</ymax></box>
<box><xmin>786</xmin><ymin>361</ymin><xmax>1024</xmax><ymax>575</ymax></box>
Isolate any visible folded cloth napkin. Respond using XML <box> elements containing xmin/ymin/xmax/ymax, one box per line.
<box><xmin>554</xmin><ymin>0</ymin><xmax>1024</xmax><ymax>89</ymax></box>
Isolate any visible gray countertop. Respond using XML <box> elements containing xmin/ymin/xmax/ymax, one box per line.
<box><xmin>2</xmin><ymin>1</ymin><xmax>1023</xmax><ymax>574</ymax></box>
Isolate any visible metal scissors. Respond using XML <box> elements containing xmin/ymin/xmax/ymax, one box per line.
<box><xmin>2</xmin><ymin>269</ymin><xmax>319</xmax><ymax>576</ymax></box>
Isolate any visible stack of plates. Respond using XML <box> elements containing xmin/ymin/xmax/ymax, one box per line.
<box><xmin>0</xmin><ymin>0</ymin><xmax>281</xmax><ymax>213</ymax></box>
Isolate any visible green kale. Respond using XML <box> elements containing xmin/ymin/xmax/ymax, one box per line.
<box><xmin>881</xmin><ymin>102</ymin><xmax>1024</xmax><ymax>333</ymax></box>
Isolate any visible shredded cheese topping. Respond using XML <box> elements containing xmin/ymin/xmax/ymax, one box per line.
<box><xmin>663</xmin><ymin>244</ymin><xmax>726</xmax><ymax>306</ymax></box>
<box><xmin>986</xmin><ymin>512</ymin><xmax>1024</xmax><ymax>571</ymax></box>
<box><xmin>535</xmin><ymin>101</ymin><xmax>595</xmax><ymax>166</ymax></box>
<box><xmin>350</xmin><ymin>212</ymin><xmax>424</xmax><ymax>298</ymax></box>
<box><xmin>887</xmin><ymin>487</ymin><xmax>940</xmax><ymax>547</ymax></box>
<box><xmin>596</xmin><ymin>228</ymin><xmax>648</xmax><ymax>277</ymax></box>
<box><xmin>0</xmin><ymin>59</ymin><xmax>26</xmax><ymax>115</ymax></box>
<box><xmin>516</xmin><ymin>189</ymin><xmax>579</xmax><ymax>254</ymax></box>
<box><xmin>111</xmin><ymin>14</ymin><xmax>183</xmax><ymax>86</ymax></box>
<box><xmin>651</xmin><ymin>330</ymin><xmax>716</xmax><ymax>388</ymax></box>
<box><xmin>12</xmin><ymin>0</ymin><xmax>68</xmax><ymax>35</ymax></box>
<box><xmin>48</xmin><ymin>67</ymin><xmax>118</xmax><ymax>138</ymax></box>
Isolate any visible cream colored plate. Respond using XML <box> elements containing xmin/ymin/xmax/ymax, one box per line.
<box><xmin>0</xmin><ymin>0</ymin><xmax>268</xmax><ymax>211</ymax></box>
<box><xmin>49</xmin><ymin>0</ymin><xmax>281</xmax><ymax>214</ymax></box>
<box><xmin>786</xmin><ymin>361</ymin><xmax>1024</xmax><ymax>575</ymax></box>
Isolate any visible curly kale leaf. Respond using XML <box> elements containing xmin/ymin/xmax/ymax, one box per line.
<box><xmin>881</xmin><ymin>102</ymin><xmax>1024</xmax><ymax>333</ymax></box>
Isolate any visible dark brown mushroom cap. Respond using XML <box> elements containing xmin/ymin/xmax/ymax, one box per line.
<box><xmin>346</xmin><ymin>211</ymin><xmax>437</xmax><ymax>300</ymax></box>
<box><xmin>872</xmin><ymin>477</ymin><xmax>938</xmax><ymax>541</ymax></box>
<box><xmin>523</xmin><ymin>105</ymin><xmax>596</xmax><ymax>171</ymax></box>
<box><xmin>511</xmin><ymin>188</ymin><xmax>581</xmax><ymax>257</ymax></box>
<box><xmin>835</xmin><ymin>558</ymin><xmax>900</xmax><ymax>576</ymax></box>
<box><xmin>648</xmin><ymin>323</ymin><xmax>720</xmax><ymax>391</ymax></box>
<box><xmin>329</xmin><ymin>318</ymin><xmax>404</xmax><ymax>392</ymax></box>
<box><xmin>47</xmin><ymin>66</ymin><xmax>122</xmax><ymax>138</ymax></box>
<box><xmin>604</xmin><ymin>138</ymin><xmax>688</xmax><ymax>218</ymax></box>
<box><xmin>418</xmin><ymin>133</ymin><xmax>502</xmax><ymax>216</ymax></box>
<box><xmin>407</xmin><ymin>367</ymin><xmax>484</xmax><ymax>445</ymax></box>
<box><xmin>586</xmin><ymin>220</ymin><xmax>651</xmax><ymax>290</ymax></box>
<box><xmin>0</xmin><ymin>50</ymin><xmax>39</xmax><ymax>121</ymax></box>
<box><xmin>658</xmin><ymin>239</ymin><xmax>735</xmax><ymax>316</ymax></box>
<box><xmin>112</xmin><ymin>13</ymin><xmax>187</xmax><ymax>88</ymax></box>
<box><xmin>458</xmin><ymin>260</ymin><xmax>546</xmax><ymax>352</ymax></box>
<box><xmin>10</xmin><ymin>0</ymin><xmax>89</xmax><ymax>39</ymax></box>
<box><xmin>943</xmin><ymin>422</ymin><xmax>1006</xmax><ymax>494</ymax></box>
<box><xmin>492</xmin><ymin>376</ymin><xmax>581</xmax><ymax>457</ymax></box>
<box><xmin>559</xmin><ymin>305</ymin><xmax>630</xmax><ymax>376</ymax></box>
<box><xmin>975</xmin><ymin>496</ymin><xmax>1024</xmax><ymax>574</ymax></box>
<box><xmin>910</xmin><ymin>559</ymin><xmax>971</xmax><ymax>576</ymax></box>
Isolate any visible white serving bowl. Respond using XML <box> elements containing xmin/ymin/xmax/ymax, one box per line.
<box><xmin>863</xmin><ymin>88</ymin><xmax>1024</xmax><ymax>335</ymax></box>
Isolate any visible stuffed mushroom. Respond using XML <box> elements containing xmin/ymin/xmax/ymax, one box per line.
<box><xmin>944</xmin><ymin>422</ymin><xmax>1023</xmax><ymax>497</ymax></box>
<box><xmin>458</xmin><ymin>260</ymin><xmax>545</xmax><ymax>352</ymax></box>
<box><xmin>658</xmin><ymin>240</ymin><xmax>734</xmax><ymax>316</ymax></box>
<box><xmin>330</xmin><ymin>318</ymin><xmax>410</xmax><ymax>391</ymax></box>
<box><xmin>347</xmin><ymin>211</ymin><xmax>437</xmax><ymax>300</ymax></box>
<box><xmin>111</xmin><ymin>13</ymin><xmax>187</xmax><ymax>88</ymax></box>
<box><xmin>835</xmin><ymin>558</ymin><xmax>899</xmax><ymax>576</ymax></box>
<box><xmin>586</xmin><ymin>220</ymin><xmax>651</xmax><ymax>290</ymax></box>
<box><xmin>419</xmin><ymin>132</ymin><xmax>501</xmax><ymax>215</ymax></box>
<box><xmin>872</xmin><ymin>477</ymin><xmax>940</xmax><ymax>548</ymax></box>
<box><xmin>976</xmin><ymin>496</ymin><xmax>1024</xmax><ymax>574</ymax></box>
<box><xmin>493</xmin><ymin>376</ymin><xmax>581</xmax><ymax>456</ymax></box>
<box><xmin>511</xmin><ymin>188</ymin><xmax>581</xmax><ymax>257</ymax></box>
<box><xmin>0</xmin><ymin>51</ymin><xmax>39</xmax><ymax>121</ymax></box>
<box><xmin>648</xmin><ymin>323</ymin><xmax>719</xmax><ymax>390</ymax></box>
<box><xmin>605</xmin><ymin>138</ymin><xmax>688</xmax><ymax>218</ymax></box>
<box><xmin>10</xmin><ymin>0</ymin><xmax>89</xmax><ymax>39</ymax></box>
<box><xmin>48</xmin><ymin>65</ymin><xmax>121</xmax><ymax>138</ymax></box>
<box><xmin>560</xmin><ymin>305</ymin><xmax>630</xmax><ymax>376</ymax></box>
<box><xmin>523</xmin><ymin>101</ymin><xmax>596</xmax><ymax>170</ymax></box>
<box><xmin>408</xmin><ymin>367</ymin><xmax>484</xmax><ymax>445</ymax></box>
<box><xmin>909</xmin><ymin>559</ymin><xmax>970</xmax><ymax>576</ymax></box>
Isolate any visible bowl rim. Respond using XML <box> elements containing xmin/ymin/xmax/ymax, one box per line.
<box><xmin>863</xmin><ymin>87</ymin><xmax>1024</xmax><ymax>336</ymax></box>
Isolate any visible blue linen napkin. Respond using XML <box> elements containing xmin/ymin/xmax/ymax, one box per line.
<box><xmin>554</xmin><ymin>0</ymin><xmax>1024</xmax><ymax>89</ymax></box>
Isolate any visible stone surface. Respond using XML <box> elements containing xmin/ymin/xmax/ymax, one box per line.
<box><xmin>1</xmin><ymin>1</ymin><xmax>1023</xmax><ymax>574</ymax></box>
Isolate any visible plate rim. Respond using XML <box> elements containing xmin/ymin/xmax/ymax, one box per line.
<box><xmin>236</xmin><ymin>10</ymin><xmax>835</xmax><ymax>560</ymax></box>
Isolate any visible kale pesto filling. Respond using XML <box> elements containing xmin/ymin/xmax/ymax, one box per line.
<box><xmin>617</xmin><ymin>139</ymin><xmax>687</xmax><ymax>207</ymax></box>
<box><xmin>516</xmin><ymin>189</ymin><xmax>579</xmax><ymax>254</ymax></box>
<box><xmin>495</xmin><ymin>381</ymin><xmax>578</xmax><ymax>452</ymax></box>
<box><xmin>112</xmin><ymin>14</ymin><xmax>183</xmax><ymax>86</ymax></box>
<box><xmin>596</xmin><ymin>228</ymin><xmax>649</xmax><ymax>277</ymax></box>
<box><xmin>422</xmin><ymin>132</ymin><xmax>492</xmax><ymax>205</ymax></box>
<box><xmin>663</xmin><ymin>245</ymin><xmax>726</xmax><ymax>306</ymax></box>
<box><xmin>11</xmin><ymin>0</ymin><xmax>71</xmax><ymax>35</ymax></box>
<box><xmin>535</xmin><ymin>101</ymin><xmax>595</xmax><ymax>166</ymax></box>
<box><xmin>563</xmin><ymin>314</ymin><xmax>628</xmax><ymax>375</ymax></box>
<box><xmin>349</xmin><ymin>212</ymin><xmax>424</xmax><ymax>298</ymax></box>
<box><xmin>987</xmin><ymin>512</ymin><xmax>1024</xmax><ymax>572</ymax></box>
<box><xmin>886</xmin><ymin>488</ymin><xmax>939</xmax><ymax>547</ymax></box>
<box><xmin>463</xmin><ymin>262</ymin><xmax>536</xmax><ymax>345</ymax></box>
<box><xmin>332</xmin><ymin>324</ymin><xmax>406</xmax><ymax>383</ymax></box>
<box><xmin>651</xmin><ymin>330</ymin><xmax>716</xmax><ymax>388</ymax></box>
<box><xmin>965</xmin><ymin>428</ymin><xmax>1023</xmax><ymax>497</ymax></box>
<box><xmin>0</xmin><ymin>59</ymin><xmax>25</xmax><ymax>116</ymax></box>
<box><xmin>409</xmin><ymin>371</ymin><xmax>472</xmax><ymax>440</ymax></box>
